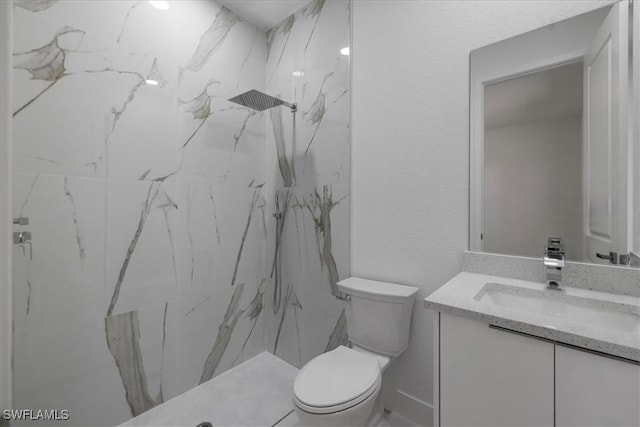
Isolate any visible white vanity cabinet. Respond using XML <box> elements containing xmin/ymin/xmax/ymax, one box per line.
<box><xmin>439</xmin><ymin>313</ymin><xmax>554</xmax><ymax>427</ymax></box>
<box><xmin>436</xmin><ymin>313</ymin><xmax>640</xmax><ymax>427</ymax></box>
<box><xmin>555</xmin><ymin>344</ymin><xmax>640</xmax><ymax>427</ymax></box>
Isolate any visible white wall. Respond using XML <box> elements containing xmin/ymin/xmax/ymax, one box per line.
<box><xmin>351</xmin><ymin>1</ymin><xmax>615</xmax><ymax>424</ymax></box>
<box><xmin>484</xmin><ymin>117</ymin><xmax>584</xmax><ymax>260</ymax></box>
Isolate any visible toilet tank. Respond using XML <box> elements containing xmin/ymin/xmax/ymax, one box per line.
<box><xmin>337</xmin><ymin>277</ymin><xmax>419</xmax><ymax>357</ymax></box>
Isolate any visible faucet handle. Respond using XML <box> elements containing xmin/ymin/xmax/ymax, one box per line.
<box><xmin>596</xmin><ymin>251</ymin><xmax>618</xmax><ymax>264</ymax></box>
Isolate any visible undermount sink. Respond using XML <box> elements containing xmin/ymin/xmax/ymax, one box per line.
<box><xmin>474</xmin><ymin>283</ymin><xmax>640</xmax><ymax>334</ymax></box>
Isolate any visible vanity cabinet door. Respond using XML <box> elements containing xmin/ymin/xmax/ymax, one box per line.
<box><xmin>555</xmin><ymin>344</ymin><xmax>640</xmax><ymax>427</ymax></box>
<box><xmin>439</xmin><ymin>313</ymin><xmax>554</xmax><ymax>427</ymax></box>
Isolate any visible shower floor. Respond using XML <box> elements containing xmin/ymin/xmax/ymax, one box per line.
<box><xmin>118</xmin><ymin>352</ymin><xmax>420</xmax><ymax>427</ymax></box>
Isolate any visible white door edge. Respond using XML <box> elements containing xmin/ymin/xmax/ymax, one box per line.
<box><xmin>632</xmin><ymin>0</ymin><xmax>640</xmax><ymax>259</ymax></box>
<box><xmin>0</xmin><ymin>0</ymin><xmax>13</xmax><ymax>414</ymax></box>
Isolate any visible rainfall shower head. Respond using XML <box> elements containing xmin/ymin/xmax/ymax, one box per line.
<box><xmin>228</xmin><ymin>89</ymin><xmax>297</xmax><ymax>112</ymax></box>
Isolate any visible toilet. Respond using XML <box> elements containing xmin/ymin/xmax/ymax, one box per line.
<box><xmin>292</xmin><ymin>277</ymin><xmax>419</xmax><ymax>426</ymax></box>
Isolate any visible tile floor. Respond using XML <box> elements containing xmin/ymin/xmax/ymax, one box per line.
<box><xmin>119</xmin><ymin>352</ymin><xmax>421</xmax><ymax>427</ymax></box>
<box><xmin>274</xmin><ymin>408</ymin><xmax>420</xmax><ymax>427</ymax></box>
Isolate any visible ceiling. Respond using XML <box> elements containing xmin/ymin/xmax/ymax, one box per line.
<box><xmin>217</xmin><ymin>0</ymin><xmax>312</xmax><ymax>31</ymax></box>
<box><xmin>484</xmin><ymin>61</ymin><xmax>583</xmax><ymax>130</ymax></box>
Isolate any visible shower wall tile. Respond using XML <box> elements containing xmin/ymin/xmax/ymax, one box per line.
<box><xmin>265</xmin><ymin>183</ymin><xmax>350</xmax><ymax>367</ymax></box>
<box><xmin>298</xmin><ymin>288</ymin><xmax>348</xmax><ymax>365</ymax></box>
<box><xmin>13</xmin><ymin>1</ymin><xmax>270</xmax><ymax>422</ymax></box>
<box><xmin>103</xmin><ymin>69</ymin><xmax>179</xmax><ymax>182</ymax></box>
<box><xmin>267</xmin><ymin>280</ymin><xmax>305</xmax><ymax>368</ymax></box>
<box><xmin>264</xmin><ymin>0</ymin><xmax>351</xmax><ymax>368</ymax></box>
<box><xmin>176</xmin><ymin>106</ymin><xmax>267</xmax><ymax>186</ymax></box>
<box><xmin>104</xmin><ymin>302</ymin><xmax>180</xmax><ymax>424</ymax></box>
<box><xmin>13</xmin><ymin>310</ymin><xmax>131</xmax><ymax>427</ymax></box>
<box><xmin>12</xmin><ymin>173</ymin><xmax>105</xmax><ymax>332</ymax></box>
<box><xmin>12</xmin><ymin>3</ymin><xmax>180</xmax><ymax>180</ymax></box>
<box><xmin>265</xmin><ymin>0</ymin><xmax>351</xmax><ymax>188</ymax></box>
<box><xmin>10</xmin><ymin>175</ymin><xmax>179</xmax><ymax>426</ymax></box>
<box><xmin>176</xmin><ymin>181</ymin><xmax>267</xmax><ymax>393</ymax></box>
<box><xmin>11</xmin><ymin>0</ymin><xmax>349</xmax><ymax>424</ymax></box>
<box><xmin>105</xmin><ymin>179</ymin><xmax>178</xmax><ymax>317</ymax></box>
<box><xmin>10</xmin><ymin>173</ymin><xmax>125</xmax><ymax>427</ymax></box>
<box><xmin>176</xmin><ymin>1</ymin><xmax>268</xmax><ymax>187</ymax></box>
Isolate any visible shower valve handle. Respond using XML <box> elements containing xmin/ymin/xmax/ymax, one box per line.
<box><xmin>13</xmin><ymin>231</ymin><xmax>32</xmax><ymax>260</ymax></box>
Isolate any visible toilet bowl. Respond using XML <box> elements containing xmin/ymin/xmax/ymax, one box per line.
<box><xmin>292</xmin><ymin>277</ymin><xmax>419</xmax><ymax>426</ymax></box>
<box><xmin>293</xmin><ymin>346</ymin><xmax>385</xmax><ymax>426</ymax></box>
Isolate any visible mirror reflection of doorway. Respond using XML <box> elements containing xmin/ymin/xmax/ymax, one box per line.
<box><xmin>476</xmin><ymin>1</ymin><xmax>632</xmax><ymax>265</ymax></box>
<box><xmin>483</xmin><ymin>61</ymin><xmax>584</xmax><ymax>260</ymax></box>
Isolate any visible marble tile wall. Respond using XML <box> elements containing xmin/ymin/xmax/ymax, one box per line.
<box><xmin>11</xmin><ymin>0</ymin><xmax>350</xmax><ymax>425</ymax></box>
<box><xmin>262</xmin><ymin>0</ymin><xmax>351</xmax><ymax>368</ymax></box>
<box><xmin>11</xmin><ymin>1</ymin><xmax>262</xmax><ymax>426</ymax></box>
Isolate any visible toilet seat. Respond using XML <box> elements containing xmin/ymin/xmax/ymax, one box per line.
<box><xmin>293</xmin><ymin>346</ymin><xmax>382</xmax><ymax>415</ymax></box>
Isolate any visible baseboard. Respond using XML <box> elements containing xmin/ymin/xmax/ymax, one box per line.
<box><xmin>385</xmin><ymin>389</ymin><xmax>433</xmax><ymax>427</ymax></box>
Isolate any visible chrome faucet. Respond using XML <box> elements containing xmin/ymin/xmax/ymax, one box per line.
<box><xmin>544</xmin><ymin>237</ymin><xmax>565</xmax><ymax>290</ymax></box>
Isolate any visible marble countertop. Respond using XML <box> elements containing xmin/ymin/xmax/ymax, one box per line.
<box><xmin>424</xmin><ymin>272</ymin><xmax>640</xmax><ymax>362</ymax></box>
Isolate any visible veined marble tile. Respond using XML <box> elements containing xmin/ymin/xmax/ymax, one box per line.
<box><xmin>175</xmin><ymin>2</ymin><xmax>265</xmax><ymax>90</ymax></box>
<box><xmin>176</xmin><ymin>181</ymin><xmax>267</xmax><ymax>297</ymax></box>
<box><xmin>177</xmin><ymin>182</ymin><xmax>267</xmax><ymax>392</ymax></box>
<box><xmin>263</xmin><ymin>187</ymin><xmax>302</xmax><ymax>367</ymax></box>
<box><xmin>109</xmin><ymin>2</ymin><xmax>178</xmax><ymax>61</ymax></box>
<box><xmin>105</xmin><ymin>179</ymin><xmax>178</xmax><ymax>316</ymax></box>
<box><xmin>14</xmin><ymin>1</ymin><xmax>144</xmax><ymax>46</ymax></box>
<box><xmin>13</xmin><ymin>310</ymin><xmax>130</xmax><ymax>427</ymax></box>
<box><xmin>298</xmin><ymin>288</ymin><xmax>348</xmax><ymax>365</ymax></box>
<box><xmin>12</xmin><ymin>9</ymin><xmax>179</xmax><ymax>179</ymax></box>
<box><xmin>11</xmin><ymin>176</ymin><xmax>129</xmax><ymax>427</ymax></box>
<box><xmin>105</xmin><ymin>302</ymin><xmax>179</xmax><ymax>423</ymax></box>
<box><xmin>12</xmin><ymin>173</ymin><xmax>104</xmax><ymax>332</ymax></box>
<box><xmin>266</xmin><ymin>281</ymin><xmax>305</xmax><ymax>368</ymax></box>
<box><xmin>264</xmin><ymin>0</ymin><xmax>350</xmax><ymax>187</ymax></box>
<box><xmin>280</xmin><ymin>183</ymin><xmax>350</xmax><ymax>297</ymax></box>
<box><xmin>176</xmin><ymin>2</ymin><xmax>268</xmax><ymax>187</ymax></box>
<box><xmin>10</xmin><ymin>1</ymin><xmax>350</xmax><ymax>425</ymax></box>
<box><xmin>176</xmin><ymin>279</ymin><xmax>267</xmax><ymax>393</ymax></box>
<box><xmin>103</xmin><ymin>56</ymin><xmax>179</xmax><ymax>182</ymax></box>
<box><xmin>177</xmin><ymin>105</ymin><xmax>267</xmax><ymax>186</ymax></box>
<box><xmin>265</xmin><ymin>183</ymin><xmax>350</xmax><ymax>367</ymax></box>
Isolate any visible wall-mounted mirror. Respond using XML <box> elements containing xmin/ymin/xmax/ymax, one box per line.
<box><xmin>470</xmin><ymin>1</ymin><xmax>639</xmax><ymax>267</ymax></box>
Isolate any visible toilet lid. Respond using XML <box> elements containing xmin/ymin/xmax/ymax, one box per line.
<box><xmin>293</xmin><ymin>346</ymin><xmax>381</xmax><ymax>409</ymax></box>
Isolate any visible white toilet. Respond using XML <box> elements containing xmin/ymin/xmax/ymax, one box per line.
<box><xmin>292</xmin><ymin>277</ymin><xmax>419</xmax><ymax>426</ymax></box>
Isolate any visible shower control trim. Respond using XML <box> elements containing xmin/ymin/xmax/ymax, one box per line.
<box><xmin>13</xmin><ymin>216</ymin><xmax>29</xmax><ymax>225</ymax></box>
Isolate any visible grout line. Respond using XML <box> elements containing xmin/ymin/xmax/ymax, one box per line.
<box><xmin>271</xmin><ymin>409</ymin><xmax>294</xmax><ymax>427</ymax></box>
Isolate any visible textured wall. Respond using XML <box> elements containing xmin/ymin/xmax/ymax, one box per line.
<box><xmin>351</xmin><ymin>1</ymin><xmax>615</xmax><ymax>424</ymax></box>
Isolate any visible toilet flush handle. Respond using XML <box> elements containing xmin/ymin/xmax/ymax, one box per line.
<box><xmin>336</xmin><ymin>293</ymin><xmax>351</xmax><ymax>302</ymax></box>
